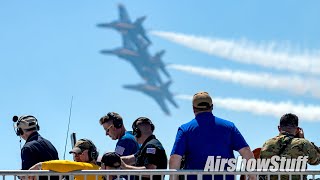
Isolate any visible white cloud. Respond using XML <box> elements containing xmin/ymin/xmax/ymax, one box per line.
<box><xmin>169</xmin><ymin>64</ymin><xmax>320</xmax><ymax>98</ymax></box>
<box><xmin>177</xmin><ymin>95</ymin><xmax>320</xmax><ymax>122</ymax></box>
<box><xmin>152</xmin><ymin>31</ymin><xmax>320</xmax><ymax>76</ymax></box>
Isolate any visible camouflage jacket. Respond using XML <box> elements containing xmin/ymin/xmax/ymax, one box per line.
<box><xmin>259</xmin><ymin>133</ymin><xmax>320</xmax><ymax>180</ymax></box>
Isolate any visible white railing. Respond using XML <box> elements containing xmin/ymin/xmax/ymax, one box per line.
<box><xmin>1</xmin><ymin>170</ymin><xmax>320</xmax><ymax>180</ymax></box>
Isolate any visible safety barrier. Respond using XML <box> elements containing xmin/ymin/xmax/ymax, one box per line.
<box><xmin>1</xmin><ymin>170</ymin><xmax>320</xmax><ymax>180</ymax></box>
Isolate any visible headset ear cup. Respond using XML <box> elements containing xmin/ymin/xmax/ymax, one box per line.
<box><xmin>151</xmin><ymin>124</ymin><xmax>155</xmax><ymax>132</ymax></box>
<box><xmin>17</xmin><ymin>128</ymin><xmax>23</xmax><ymax>136</ymax></box>
<box><xmin>37</xmin><ymin>125</ymin><xmax>40</xmax><ymax>131</ymax></box>
<box><xmin>113</xmin><ymin>118</ymin><xmax>123</xmax><ymax>129</ymax></box>
<box><xmin>136</xmin><ymin>128</ymin><xmax>141</xmax><ymax>138</ymax></box>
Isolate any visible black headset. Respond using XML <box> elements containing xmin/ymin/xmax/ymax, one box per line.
<box><xmin>12</xmin><ymin>115</ymin><xmax>40</xmax><ymax>136</ymax></box>
<box><xmin>78</xmin><ymin>138</ymin><xmax>99</xmax><ymax>161</ymax></box>
<box><xmin>107</xmin><ymin>112</ymin><xmax>123</xmax><ymax>129</ymax></box>
<box><xmin>132</xmin><ymin>117</ymin><xmax>155</xmax><ymax>138</ymax></box>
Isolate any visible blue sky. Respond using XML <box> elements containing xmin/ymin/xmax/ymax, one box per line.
<box><xmin>1</xmin><ymin>0</ymin><xmax>320</xmax><ymax>171</ymax></box>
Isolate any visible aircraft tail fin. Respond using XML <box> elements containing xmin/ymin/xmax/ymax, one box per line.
<box><xmin>134</xmin><ymin>16</ymin><xmax>147</xmax><ymax>25</ymax></box>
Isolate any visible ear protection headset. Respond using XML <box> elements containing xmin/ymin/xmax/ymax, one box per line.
<box><xmin>78</xmin><ymin>138</ymin><xmax>99</xmax><ymax>161</ymax></box>
<box><xmin>132</xmin><ymin>117</ymin><xmax>155</xmax><ymax>138</ymax></box>
<box><xmin>12</xmin><ymin>115</ymin><xmax>40</xmax><ymax>136</ymax></box>
<box><xmin>107</xmin><ymin>112</ymin><xmax>123</xmax><ymax>129</ymax></box>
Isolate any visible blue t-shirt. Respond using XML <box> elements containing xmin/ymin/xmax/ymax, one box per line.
<box><xmin>115</xmin><ymin>131</ymin><xmax>139</xmax><ymax>156</ymax></box>
<box><xmin>171</xmin><ymin>112</ymin><xmax>248</xmax><ymax>180</ymax></box>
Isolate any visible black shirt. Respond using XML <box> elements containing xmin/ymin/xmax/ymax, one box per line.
<box><xmin>135</xmin><ymin>135</ymin><xmax>167</xmax><ymax>180</ymax></box>
<box><xmin>21</xmin><ymin>132</ymin><xmax>59</xmax><ymax>180</ymax></box>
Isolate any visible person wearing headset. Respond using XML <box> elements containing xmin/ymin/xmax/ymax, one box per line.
<box><xmin>13</xmin><ymin>115</ymin><xmax>59</xmax><ymax>173</ymax></box>
<box><xmin>99</xmin><ymin>112</ymin><xmax>139</xmax><ymax>156</ymax></box>
<box><xmin>120</xmin><ymin>117</ymin><xmax>167</xmax><ymax>180</ymax></box>
<box><xmin>29</xmin><ymin>139</ymin><xmax>102</xmax><ymax>180</ymax></box>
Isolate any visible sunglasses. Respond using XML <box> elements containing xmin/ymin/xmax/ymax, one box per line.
<box><xmin>72</xmin><ymin>151</ymin><xmax>84</xmax><ymax>156</ymax></box>
<box><xmin>106</xmin><ymin>124</ymin><xmax>114</xmax><ymax>133</ymax></box>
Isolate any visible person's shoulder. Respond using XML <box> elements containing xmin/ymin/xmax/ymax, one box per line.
<box><xmin>121</xmin><ymin>131</ymin><xmax>136</xmax><ymax>140</ymax></box>
<box><xmin>180</xmin><ymin>118</ymin><xmax>197</xmax><ymax>128</ymax></box>
<box><xmin>146</xmin><ymin>138</ymin><xmax>164</xmax><ymax>149</ymax></box>
<box><xmin>263</xmin><ymin>135</ymin><xmax>281</xmax><ymax>145</ymax></box>
<box><xmin>260</xmin><ymin>136</ymin><xmax>283</xmax><ymax>158</ymax></box>
<box><xmin>291</xmin><ymin>138</ymin><xmax>314</xmax><ymax>146</ymax></box>
<box><xmin>214</xmin><ymin>116</ymin><xmax>237</xmax><ymax>128</ymax></box>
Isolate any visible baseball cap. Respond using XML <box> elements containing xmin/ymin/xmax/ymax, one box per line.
<box><xmin>101</xmin><ymin>152</ymin><xmax>121</xmax><ymax>168</ymax></box>
<box><xmin>192</xmin><ymin>91</ymin><xmax>212</xmax><ymax>109</ymax></box>
<box><xmin>69</xmin><ymin>139</ymin><xmax>94</xmax><ymax>154</ymax></box>
<box><xmin>16</xmin><ymin>115</ymin><xmax>38</xmax><ymax>130</ymax></box>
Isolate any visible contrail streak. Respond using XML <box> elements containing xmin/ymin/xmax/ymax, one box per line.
<box><xmin>169</xmin><ymin>64</ymin><xmax>320</xmax><ymax>98</ymax></box>
<box><xmin>152</xmin><ymin>31</ymin><xmax>320</xmax><ymax>75</ymax></box>
<box><xmin>177</xmin><ymin>95</ymin><xmax>320</xmax><ymax>122</ymax></box>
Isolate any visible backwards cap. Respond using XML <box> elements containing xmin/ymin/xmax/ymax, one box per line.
<box><xmin>192</xmin><ymin>91</ymin><xmax>213</xmax><ymax>109</ymax></box>
<box><xmin>15</xmin><ymin>115</ymin><xmax>38</xmax><ymax>130</ymax></box>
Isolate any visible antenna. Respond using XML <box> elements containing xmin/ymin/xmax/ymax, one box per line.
<box><xmin>63</xmin><ymin>96</ymin><xmax>73</xmax><ymax>159</ymax></box>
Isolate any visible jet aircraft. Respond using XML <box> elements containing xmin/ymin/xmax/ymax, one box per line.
<box><xmin>97</xmin><ymin>4</ymin><xmax>151</xmax><ymax>48</ymax></box>
<box><xmin>100</xmin><ymin>48</ymin><xmax>163</xmax><ymax>86</ymax></box>
<box><xmin>98</xmin><ymin>4</ymin><xmax>177</xmax><ymax>115</ymax></box>
<box><xmin>123</xmin><ymin>81</ymin><xmax>178</xmax><ymax>115</ymax></box>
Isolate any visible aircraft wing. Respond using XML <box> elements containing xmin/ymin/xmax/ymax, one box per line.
<box><xmin>152</xmin><ymin>95</ymin><xmax>171</xmax><ymax>116</ymax></box>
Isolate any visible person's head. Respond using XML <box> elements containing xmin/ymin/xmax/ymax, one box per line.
<box><xmin>100</xmin><ymin>152</ymin><xmax>121</xmax><ymax>169</ymax></box>
<box><xmin>69</xmin><ymin>139</ymin><xmax>99</xmax><ymax>163</ymax></box>
<box><xmin>100</xmin><ymin>152</ymin><xmax>121</xmax><ymax>180</ymax></box>
<box><xmin>99</xmin><ymin>112</ymin><xmax>124</xmax><ymax>140</ymax></box>
<box><xmin>192</xmin><ymin>91</ymin><xmax>213</xmax><ymax>115</ymax></box>
<box><xmin>13</xmin><ymin>115</ymin><xmax>40</xmax><ymax>140</ymax></box>
<box><xmin>278</xmin><ymin>113</ymin><xmax>299</xmax><ymax>135</ymax></box>
<box><xmin>132</xmin><ymin>117</ymin><xmax>155</xmax><ymax>144</ymax></box>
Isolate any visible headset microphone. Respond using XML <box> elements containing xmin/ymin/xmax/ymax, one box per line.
<box><xmin>13</xmin><ymin>116</ymin><xmax>19</xmax><ymax>122</ymax></box>
<box><xmin>12</xmin><ymin>115</ymin><xmax>23</xmax><ymax>136</ymax></box>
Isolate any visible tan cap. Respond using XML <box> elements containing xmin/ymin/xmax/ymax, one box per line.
<box><xmin>16</xmin><ymin>115</ymin><xmax>38</xmax><ymax>130</ymax></box>
<box><xmin>69</xmin><ymin>139</ymin><xmax>93</xmax><ymax>154</ymax></box>
<box><xmin>192</xmin><ymin>91</ymin><xmax>212</xmax><ymax>109</ymax></box>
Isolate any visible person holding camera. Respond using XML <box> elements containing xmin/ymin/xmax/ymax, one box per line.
<box><xmin>260</xmin><ymin>113</ymin><xmax>320</xmax><ymax>180</ymax></box>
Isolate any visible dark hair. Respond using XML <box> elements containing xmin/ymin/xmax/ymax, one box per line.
<box><xmin>99</xmin><ymin>112</ymin><xmax>123</xmax><ymax>126</ymax></box>
<box><xmin>280</xmin><ymin>113</ymin><xmax>298</xmax><ymax>128</ymax></box>
<box><xmin>101</xmin><ymin>152</ymin><xmax>121</xmax><ymax>168</ymax></box>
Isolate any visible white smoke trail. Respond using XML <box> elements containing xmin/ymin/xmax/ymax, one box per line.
<box><xmin>169</xmin><ymin>64</ymin><xmax>320</xmax><ymax>98</ymax></box>
<box><xmin>152</xmin><ymin>31</ymin><xmax>320</xmax><ymax>75</ymax></box>
<box><xmin>177</xmin><ymin>95</ymin><xmax>320</xmax><ymax>122</ymax></box>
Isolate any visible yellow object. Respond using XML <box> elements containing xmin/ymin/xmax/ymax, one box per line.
<box><xmin>42</xmin><ymin>160</ymin><xmax>102</xmax><ymax>180</ymax></box>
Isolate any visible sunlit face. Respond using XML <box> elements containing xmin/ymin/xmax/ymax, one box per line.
<box><xmin>102</xmin><ymin>122</ymin><xmax>117</xmax><ymax>140</ymax></box>
<box><xmin>72</xmin><ymin>149</ymin><xmax>90</xmax><ymax>162</ymax></box>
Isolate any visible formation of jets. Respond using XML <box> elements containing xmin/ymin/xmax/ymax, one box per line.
<box><xmin>97</xmin><ymin>4</ymin><xmax>178</xmax><ymax>115</ymax></box>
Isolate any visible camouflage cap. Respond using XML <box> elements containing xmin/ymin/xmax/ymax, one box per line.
<box><xmin>101</xmin><ymin>152</ymin><xmax>121</xmax><ymax>168</ymax></box>
<box><xmin>16</xmin><ymin>115</ymin><xmax>38</xmax><ymax>130</ymax></box>
<box><xmin>69</xmin><ymin>139</ymin><xmax>94</xmax><ymax>154</ymax></box>
<box><xmin>192</xmin><ymin>91</ymin><xmax>213</xmax><ymax>109</ymax></box>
